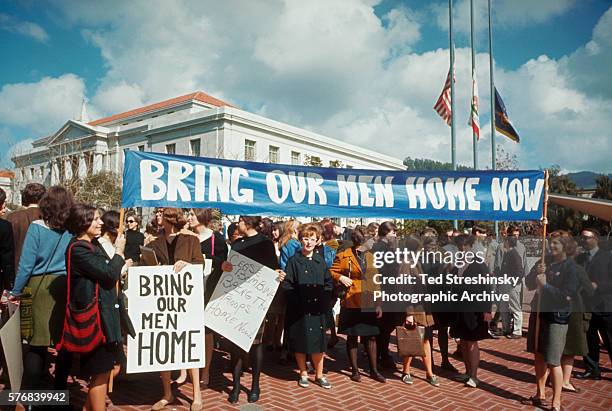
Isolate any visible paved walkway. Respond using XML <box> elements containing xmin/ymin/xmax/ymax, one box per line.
<box><xmin>15</xmin><ymin>321</ymin><xmax>612</xmax><ymax>411</ymax></box>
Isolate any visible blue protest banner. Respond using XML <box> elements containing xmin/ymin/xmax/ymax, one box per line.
<box><xmin>122</xmin><ymin>151</ymin><xmax>545</xmax><ymax>221</ymax></box>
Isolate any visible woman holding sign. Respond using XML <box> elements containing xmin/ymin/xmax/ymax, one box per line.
<box><xmin>220</xmin><ymin>215</ymin><xmax>286</xmax><ymax>404</ymax></box>
<box><xmin>187</xmin><ymin>208</ymin><xmax>228</xmax><ymax>387</ymax></box>
<box><xmin>147</xmin><ymin>208</ymin><xmax>205</xmax><ymax>411</ymax></box>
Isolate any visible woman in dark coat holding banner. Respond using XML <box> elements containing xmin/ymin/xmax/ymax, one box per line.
<box><xmin>63</xmin><ymin>204</ymin><xmax>125</xmax><ymax>411</ymax></box>
<box><xmin>147</xmin><ymin>208</ymin><xmax>204</xmax><ymax>411</ymax></box>
<box><xmin>220</xmin><ymin>216</ymin><xmax>286</xmax><ymax>404</ymax></box>
<box><xmin>524</xmin><ymin>236</ymin><xmax>579</xmax><ymax>411</ymax></box>
<box><xmin>283</xmin><ymin>223</ymin><xmax>334</xmax><ymax>389</ymax></box>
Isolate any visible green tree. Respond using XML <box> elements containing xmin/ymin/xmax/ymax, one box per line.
<box><xmin>403</xmin><ymin>157</ymin><xmax>471</xmax><ymax>171</ymax></box>
<box><xmin>62</xmin><ymin>171</ymin><xmax>122</xmax><ymax>210</ymax></box>
<box><xmin>547</xmin><ymin>165</ymin><xmax>583</xmax><ymax>233</ymax></box>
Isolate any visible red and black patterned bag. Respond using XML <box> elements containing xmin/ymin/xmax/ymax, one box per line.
<box><xmin>57</xmin><ymin>241</ymin><xmax>106</xmax><ymax>353</ymax></box>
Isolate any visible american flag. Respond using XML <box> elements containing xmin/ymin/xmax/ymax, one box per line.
<box><xmin>469</xmin><ymin>69</ymin><xmax>480</xmax><ymax>139</ymax></box>
<box><xmin>434</xmin><ymin>69</ymin><xmax>453</xmax><ymax>126</ymax></box>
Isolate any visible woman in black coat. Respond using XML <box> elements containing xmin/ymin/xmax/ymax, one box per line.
<box><xmin>220</xmin><ymin>216</ymin><xmax>285</xmax><ymax>404</ymax></box>
<box><xmin>64</xmin><ymin>203</ymin><xmax>125</xmax><ymax>411</ymax></box>
<box><xmin>524</xmin><ymin>236</ymin><xmax>579</xmax><ymax>411</ymax></box>
<box><xmin>283</xmin><ymin>223</ymin><xmax>333</xmax><ymax>389</ymax></box>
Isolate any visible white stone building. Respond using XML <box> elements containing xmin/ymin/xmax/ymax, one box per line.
<box><xmin>11</xmin><ymin>91</ymin><xmax>405</xmax><ymax>214</ymax></box>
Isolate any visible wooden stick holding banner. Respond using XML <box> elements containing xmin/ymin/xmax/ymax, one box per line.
<box><xmin>534</xmin><ymin>169</ymin><xmax>549</xmax><ymax>353</ymax></box>
<box><xmin>108</xmin><ymin>208</ymin><xmax>125</xmax><ymax>393</ymax></box>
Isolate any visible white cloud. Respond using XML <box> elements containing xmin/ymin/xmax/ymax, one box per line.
<box><xmin>0</xmin><ymin>74</ymin><xmax>86</xmax><ymax>133</ymax></box>
<box><xmin>0</xmin><ymin>13</ymin><xmax>49</xmax><ymax>43</ymax></box>
<box><xmin>432</xmin><ymin>0</ymin><xmax>576</xmax><ymax>36</ymax></box>
<box><xmin>1</xmin><ymin>0</ymin><xmax>610</xmax><ymax>174</ymax></box>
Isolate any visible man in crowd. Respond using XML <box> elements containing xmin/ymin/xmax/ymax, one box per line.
<box><xmin>490</xmin><ymin>225</ymin><xmax>527</xmax><ymax>337</ymax></box>
<box><xmin>0</xmin><ymin>188</ymin><xmax>15</xmax><ymax>289</ymax></box>
<box><xmin>576</xmin><ymin>228</ymin><xmax>612</xmax><ymax>380</ymax></box>
<box><xmin>6</xmin><ymin>183</ymin><xmax>45</xmax><ymax>269</ymax></box>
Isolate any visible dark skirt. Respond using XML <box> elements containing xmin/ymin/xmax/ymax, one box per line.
<box><xmin>450</xmin><ymin>312</ymin><xmax>489</xmax><ymax>341</ymax></box>
<box><xmin>80</xmin><ymin>343</ymin><xmax>120</xmax><ymax>376</ymax></box>
<box><xmin>338</xmin><ymin>308</ymin><xmax>379</xmax><ymax>336</ymax></box>
<box><xmin>287</xmin><ymin>313</ymin><xmax>327</xmax><ymax>354</ymax></box>
<box><xmin>563</xmin><ymin>312</ymin><xmax>589</xmax><ymax>357</ymax></box>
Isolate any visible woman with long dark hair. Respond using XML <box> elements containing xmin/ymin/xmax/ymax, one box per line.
<box><xmin>63</xmin><ymin>204</ymin><xmax>126</xmax><ymax>410</ymax></box>
<box><xmin>10</xmin><ymin>186</ymin><xmax>74</xmax><ymax>392</ymax></box>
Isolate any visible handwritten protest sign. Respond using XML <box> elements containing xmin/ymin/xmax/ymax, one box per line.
<box><xmin>126</xmin><ymin>265</ymin><xmax>205</xmax><ymax>373</ymax></box>
<box><xmin>204</xmin><ymin>250</ymin><xmax>280</xmax><ymax>352</ymax></box>
<box><xmin>0</xmin><ymin>308</ymin><xmax>23</xmax><ymax>391</ymax></box>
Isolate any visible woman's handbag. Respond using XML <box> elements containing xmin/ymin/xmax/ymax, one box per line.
<box><xmin>396</xmin><ymin>325</ymin><xmax>425</xmax><ymax>357</ymax></box>
<box><xmin>57</xmin><ymin>241</ymin><xmax>106</xmax><ymax>353</ymax></box>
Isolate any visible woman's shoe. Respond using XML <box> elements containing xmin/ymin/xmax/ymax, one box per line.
<box><xmin>315</xmin><ymin>376</ymin><xmax>332</xmax><ymax>389</ymax></box>
<box><xmin>562</xmin><ymin>384</ymin><xmax>581</xmax><ymax>393</ymax></box>
<box><xmin>520</xmin><ymin>396</ymin><xmax>548</xmax><ymax>407</ymax></box>
<box><xmin>298</xmin><ymin>375</ymin><xmax>310</xmax><ymax>388</ymax></box>
<box><xmin>369</xmin><ymin>371</ymin><xmax>386</xmax><ymax>383</ymax></box>
<box><xmin>151</xmin><ymin>396</ymin><xmax>175</xmax><ymax>411</ymax></box>
<box><xmin>426</xmin><ymin>375</ymin><xmax>440</xmax><ymax>387</ymax></box>
<box><xmin>227</xmin><ymin>388</ymin><xmax>240</xmax><ymax>404</ymax></box>
<box><xmin>401</xmin><ymin>373</ymin><xmax>413</xmax><ymax>385</ymax></box>
<box><xmin>350</xmin><ymin>371</ymin><xmax>361</xmax><ymax>382</ymax></box>
<box><xmin>440</xmin><ymin>360</ymin><xmax>459</xmax><ymax>373</ymax></box>
<box><xmin>454</xmin><ymin>373</ymin><xmax>470</xmax><ymax>383</ymax></box>
<box><xmin>465</xmin><ymin>377</ymin><xmax>478</xmax><ymax>388</ymax></box>
<box><xmin>248</xmin><ymin>388</ymin><xmax>260</xmax><ymax>403</ymax></box>
<box><xmin>190</xmin><ymin>401</ymin><xmax>202</xmax><ymax>411</ymax></box>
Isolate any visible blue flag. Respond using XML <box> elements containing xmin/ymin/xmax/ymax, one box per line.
<box><xmin>495</xmin><ymin>88</ymin><xmax>520</xmax><ymax>142</ymax></box>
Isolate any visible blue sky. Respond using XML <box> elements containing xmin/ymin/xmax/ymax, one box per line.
<box><xmin>1</xmin><ymin>0</ymin><xmax>611</xmax><ymax>173</ymax></box>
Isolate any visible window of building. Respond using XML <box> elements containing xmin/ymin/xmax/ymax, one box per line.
<box><xmin>190</xmin><ymin>139</ymin><xmax>201</xmax><ymax>157</ymax></box>
<box><xmin>291</xmin><ymin>151</ymin><xmax>301</xmax><ymax>165</ymax></box>
<box><xmin>166</xmin><ymin>143</ymin><xmax>176</xmax><ymax>155</ymax></box>
<box><xmin>268</xmin><ymin>146</ymin><xmax>279</xmax><ymax>164</ymax></box>
<box><xmin>39</xmin><ymin>166</ymin><xmax>44</xmax><ymax>179</ymax></box>
<box><xmin>244</xmin><ymin>139</ymin><xmax>256</xmax><ymax>161</ymax></box>
<box><xmin>30</xmin><ymin>167</ymin><xmax>36</xmax><ymax>179</ymax></box>
<box><xmin>138</xmin><ymin>145</ymin><xmax>145</xmax><ymax>152</ymax></box>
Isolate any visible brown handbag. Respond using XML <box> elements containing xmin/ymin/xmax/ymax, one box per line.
<box><xmin>396</xmin><ymin>325</ymin><xmax>425</xmax><ymax>357</ymax></box>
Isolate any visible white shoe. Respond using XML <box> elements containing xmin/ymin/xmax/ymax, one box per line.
<box><xmin>465</xmin><ymin>377</ymin><xmax>478</xmax><ymax>388</ymax></box>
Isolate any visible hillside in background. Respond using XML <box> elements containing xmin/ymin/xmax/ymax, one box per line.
<box><xmin>566</xmin><ymin>171</ymin><xmax>612</xmax><ymax>189</ymax></box>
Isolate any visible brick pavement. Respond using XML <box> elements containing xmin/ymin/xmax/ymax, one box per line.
<box><xmin>10</xmin><ymin>318</ymin><xmax>612</xmax><ymax>411</ymax></box>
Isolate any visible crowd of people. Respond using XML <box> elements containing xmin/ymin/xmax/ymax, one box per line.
<box><xmin>0</xmin><ymin>183</ymin><xmax>610</xmax><ymax>411</ymax></box>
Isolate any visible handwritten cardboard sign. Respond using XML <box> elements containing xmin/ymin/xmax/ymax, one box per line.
<box><xmin>204</xmin><ymin>250</ymin><xmax>280</xmax><ymax>352</ymax></box>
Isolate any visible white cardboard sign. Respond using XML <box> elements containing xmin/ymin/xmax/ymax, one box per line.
<box><xmin>204</xmin><ymin>250</ymin><xmax>280</xmax><ymax>352</ymax></box>
<box><xmin>126</xmin><ymin>264</ymin><xmax>205</xmax><ymax>373</ymax></box>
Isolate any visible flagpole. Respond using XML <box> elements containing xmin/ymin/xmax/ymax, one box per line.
<box><xmin>449</xmin><ymin>0</ymin><xmax>458</xmax><ymax>229</ymax></box>
<box><xmin>470</xmin><ymin>0</ymin><xmax>478</xmax><ymax>170</ymax></box>
<box><xmin>488</xmin><ymin>0</ymin><xmax>498</xmax><ymax>237</ymax></box>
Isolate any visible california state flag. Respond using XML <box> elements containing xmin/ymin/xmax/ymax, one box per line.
<box><xmin>469</xmin><ymin>69</ymin><xmax>480</xmax><ymax>140</ymax></box>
